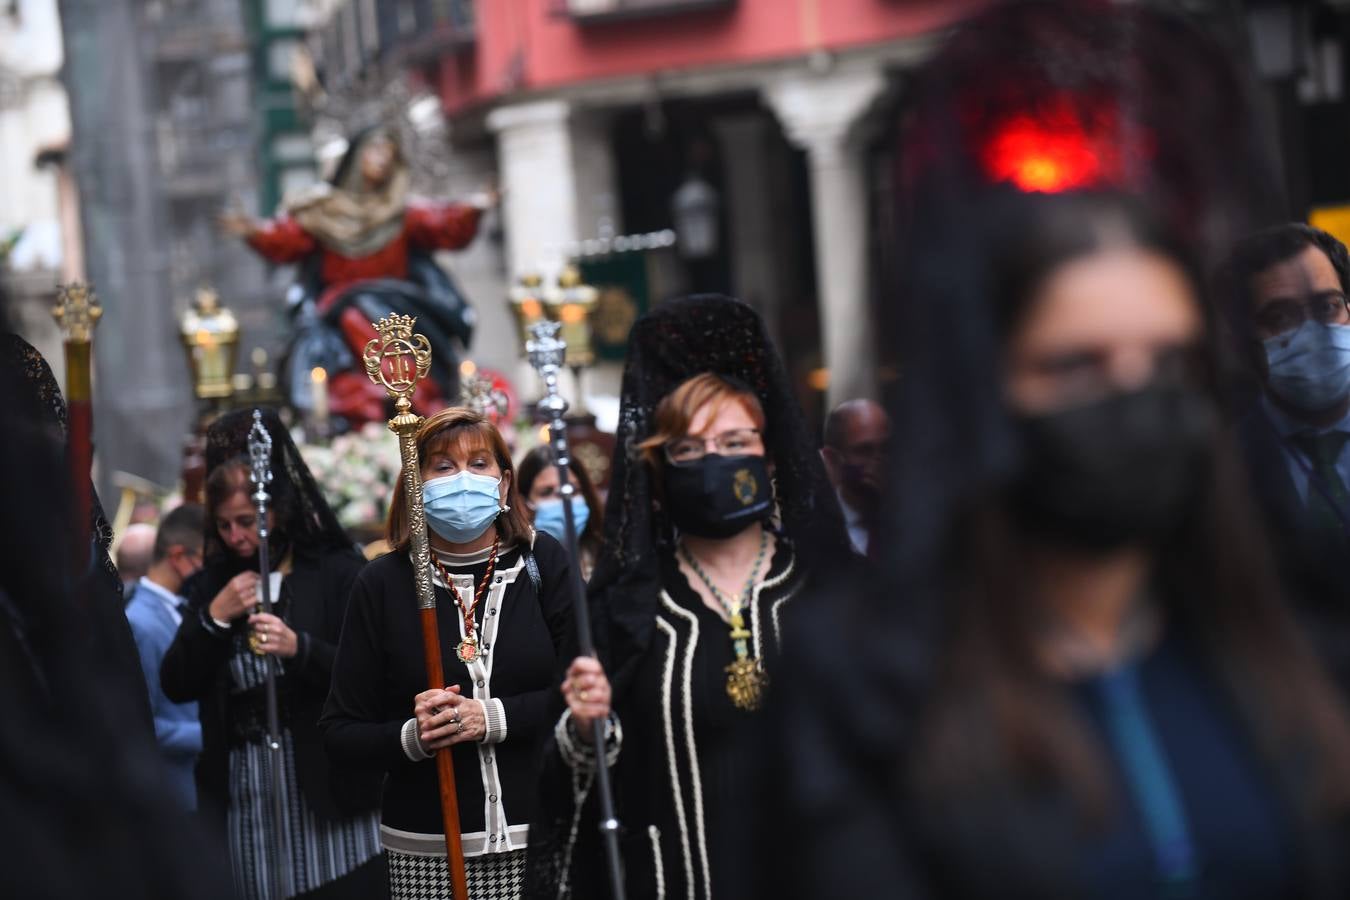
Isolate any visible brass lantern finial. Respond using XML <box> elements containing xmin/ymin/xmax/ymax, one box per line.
<box><xmin>52</xmin><ymin>281</ymin><xmax>102</xmax><ymax>344</ymax></box>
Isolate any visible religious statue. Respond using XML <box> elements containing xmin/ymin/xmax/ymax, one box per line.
<box><xmin>221</xmin><ymin>127</ymin><xmax>495</xmax><ymax>427</ymax></box>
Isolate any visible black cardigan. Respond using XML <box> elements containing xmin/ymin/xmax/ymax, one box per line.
<box><xmin>533</xmin><ymin>543</ymin><xmax>806</xmax><ymax>900</ymax></box>
<box><xmin>161</xmin><ymin>547</ymin><xmax>380</xmax><ymax>830</ymax></box>
<box><xmin>320</xmin><ymin>534</ymin><xmax>573</xmax><ymax>837</ymax></box>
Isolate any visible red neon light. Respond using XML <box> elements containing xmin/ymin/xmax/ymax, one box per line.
<box><xmin>979</xmin><ymin>98</ymin><xmax>1126</xmax><ymax>193</ymax></box>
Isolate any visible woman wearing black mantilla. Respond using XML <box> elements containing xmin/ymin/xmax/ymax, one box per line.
<box><xmin>161</xmin><ymin>409</ymin><xmax>385</xmax><ymax>899</ymax></box>
<box><xmin>524</xmin><ymin>295</ymin><xmax>854</xmax><ymax>900</ymax></box>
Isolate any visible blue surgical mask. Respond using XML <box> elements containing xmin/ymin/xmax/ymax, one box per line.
<box><xmin>532</xmin><ymin>497</ymin><xmax>589</xmax><ymax>544</ymax></box>
<box><xmin>423</xmin><ymin>471</ymin><xmax>505</xmax><ymax>544</ymax></box>
<box><xmin>1263</xmin><ymin>321</ymin><xmax>1350</xmax><ymax>414</ymax></box>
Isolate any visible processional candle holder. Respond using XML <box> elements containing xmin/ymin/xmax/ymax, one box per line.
<box><xmin>544</xmin><ymin>264</ymin><xmax>599</xmax><ymax>414</ymax></box>
<box><xmin>507</xmin><ymin>272</ymin><xmax>549</xmax><ymax>350</ymax></box>
<box><xmin>180</xmin><ymin>285</ymin><xmax>241</xmax><ymax>403</ymax></box>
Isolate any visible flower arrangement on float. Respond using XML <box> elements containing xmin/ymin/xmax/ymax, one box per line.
<box><xmin>298</xmin><ymin>421</ymin><xmax>404</xmax><ymax>536</ymax></box>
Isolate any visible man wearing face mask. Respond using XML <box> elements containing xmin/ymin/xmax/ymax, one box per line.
<box><xmin>1225</xmin><ymin>223</ymin><xmax>1350</xmax><ymax>693</ymax></box>
<box><xmin>124</xmin><ymin>504</ymin><xmax>207</xmax><ymax>810</ymax></box>
<box><xmin>821</xmin><ymin>399</ymin><xmax>889</xmax><ymax>556</ymax></box>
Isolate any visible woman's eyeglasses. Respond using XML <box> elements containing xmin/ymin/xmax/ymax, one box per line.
<box><xmin>664</xmin><ymin>428</ymin><xmax>763</xmax><ymax>464</ymax></box>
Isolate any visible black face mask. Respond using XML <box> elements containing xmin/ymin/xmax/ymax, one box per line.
<box><xmin>663</xmin><ymin>454</ymin><xmax>774</xmax><ymax>539</ymax></box>
<box><xmin>1007</xmin><ymin>384</ymin><xmax>1215</xmax><ymax>552</ymax></box>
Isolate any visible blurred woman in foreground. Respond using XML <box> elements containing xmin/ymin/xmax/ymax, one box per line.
<box><xmin>758</xmin><ymin>191</ymin><xmax>1350</xmax><ymax>899</ymax></box>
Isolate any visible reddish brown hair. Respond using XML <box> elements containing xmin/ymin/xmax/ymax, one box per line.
<box><xmin>385</xmin><ymin>407</ymin><xmax>533</xmax><ymax>551</ymax></box>
<box><xmin>636</xmin><ymin>372</ymin><xmax>766</xmax><ymax>471</ymax></box>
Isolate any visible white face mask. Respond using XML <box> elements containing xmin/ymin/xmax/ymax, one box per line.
<box><xmin>1263</xmin><ymin>321</ymin><xmax>1350</xmax><ymax>414</ymax></box>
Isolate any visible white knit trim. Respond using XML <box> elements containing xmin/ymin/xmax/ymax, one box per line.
<box><xmin>379</xmin><ymin>823</ymin><xmax>528</xmax><ymax>858</ymax></box>
<box><xmin>483</xmin><ymin>697</ymin><xmax>508</xmax><ymax>744</ymax></box>
<box><xmin>470</xmin><ymin>556</ymin><xmax>524</xmax><ymax>853</ymax></box>
<box><xmin>400</xmin><ymin>716</ymin><xmax>431</xmax><ymax>762</ymax></box>
<box><xmin>754</xmin><ymin>548</ymin><xmax>796</xmax><ymax>656</ymax></box>
<box><xmin>431</xmin><ymin>544</ymin><xmax>496</xmax><ymax>566</ymax></box>
<box><xmin>654</xmin><ymin>615</ymin><xmax>695</xmax><ymax>900</ymax></box>
<box><xmin>650</xmin><ymin>825</ymin><xmax>666</xmax><ymax>900</ymax></box>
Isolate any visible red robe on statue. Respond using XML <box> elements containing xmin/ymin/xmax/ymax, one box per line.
<box><xmin>246</xmin><ymin>203</ymin><xmax>483</xmax><ymax>424</ymax></box>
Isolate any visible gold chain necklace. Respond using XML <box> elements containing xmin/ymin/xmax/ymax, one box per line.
<box><xmin>433</xmin><ymin>538</ymin><xmax>500</xmax><ymax>664</ymax></box>
<box><xmin>679</xmin><ymin>529</ymin><xmax>771</xmax><ymax>711</ymax></box>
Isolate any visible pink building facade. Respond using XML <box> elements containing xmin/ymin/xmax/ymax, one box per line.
<box><xmin>310</xmin><ymin>0</ymin><xmax>989</xmax><ymax>411</ymax></box>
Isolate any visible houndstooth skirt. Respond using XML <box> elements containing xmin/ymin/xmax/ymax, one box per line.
<box><xmin>387</xmin><ymin>848</ymin><xmax>527</xmax><ymax>900</ymax></box>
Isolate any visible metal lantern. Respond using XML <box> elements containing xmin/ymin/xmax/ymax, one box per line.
<box><xmin>508</xmin><ymin>272</ymin><xmax>549</xmax><ymax>353</ymax></box>
<box><xmin>544</xmin><ymin>264</ymin><xmax>598</xmax><ymax>368</ymax></box>
<box><xmin>180</xmin><ymin>285</ymin><xmax>241</xmax><ymax>400</ymax></box>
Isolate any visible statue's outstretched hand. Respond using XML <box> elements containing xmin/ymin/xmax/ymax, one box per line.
<box><xmin>218</xmin><ymin>211</ymin><xmax>259</xmax><ymax>239</ymax></box>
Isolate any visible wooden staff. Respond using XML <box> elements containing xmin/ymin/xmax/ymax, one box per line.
<box><xmin>363</xmin><ymin>314</ymin><xmax>469</xmax><ymax>899</ymax></box>
<box><xmin>51</xmin><ymin>282</ymin><xmax>101</xmax><ymax>572</ymax></box>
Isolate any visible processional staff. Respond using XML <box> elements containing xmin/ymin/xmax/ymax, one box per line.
<box><xmin>527</xmin><ymin>320</ymin><xmax>627</xmax><ymax>900</ymax></box>
<box><xmin>51</xmin><ymin>282</ymin><xmax>101</xmax><ymax>572</ymax></box>
<box><xmin>246</xmin><ymin>409</ymin><xmax>291</xmax><ymax>900</ymax></box>
<box><xmin>363</xmin><ymin>314</ymin><xmax>470</xmax><ymax>899</ymax></box>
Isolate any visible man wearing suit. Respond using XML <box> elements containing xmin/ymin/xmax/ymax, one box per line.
<box><xmin>1223</xmin><ymin>224</ymin><xmax>1350</xmax><ymax>694</ymax></box>
<box><xmin>125</xmin><ymin>504</ymin><xmax>206</xmax><ymax>809</ymax></box>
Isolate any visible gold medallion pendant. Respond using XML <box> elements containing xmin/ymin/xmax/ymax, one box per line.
<box><xmin>725</xmin><ymin>657</ymin><xmax>769</xmax><ymax>711</ymax></box>
<box><xmin>456</xmin><ymin>637</ymin><xmax>480</xmax><ymax>664</ymax></box>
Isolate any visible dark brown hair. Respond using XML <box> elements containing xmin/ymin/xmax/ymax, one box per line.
<box><xmin>908</xmin><ymin>198</ymin><xmax>1350</xmax><ymax>823</ymax></box>
<box><xmin>516</xmin><ymin>444</ymin><xmax>605</xmax><ymax>557</ymax></box>
<box><xmin>385</xmin><ymin>407</ymin><xmax>532</xmax><ymax>551</ymax></box>
<box><xmin>204</xmin><ymin>459</ymin><xmax>250</xmax><ymax>530</ymax></box>
<box><xmin>636</xmin><ymin>372</ymin><xmax>767</xmax><ymax>471</ymax></box>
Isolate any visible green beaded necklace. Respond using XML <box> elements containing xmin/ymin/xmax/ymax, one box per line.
<box><xmin>678</xmin><ymin>527</ymin><xmax>771</xmax><ymax>711</ymax></box>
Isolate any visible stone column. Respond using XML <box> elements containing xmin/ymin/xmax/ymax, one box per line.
<box><xmin>487</xmin><ymin>100</ymin><xmax>581</xmax><ymax>277</ymax></box>
<box><xmin>765</xmin><ymin>70</ymin><xmax>887</xmax><ymax>406</ymax></box>
<box><xmin>488</xmin><ymin>100</ymin><xmax>625</xmax><ymax>405</ymax></box>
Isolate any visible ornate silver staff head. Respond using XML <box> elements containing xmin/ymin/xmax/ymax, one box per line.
<box><xmin>247</xmin><ymin>409</ymin><xmax>274</xmax><ymax>518</ymax></box>
<box><xmin>527</xmin><ymin>320</ymin><xmax>569</xmax><ymax>421</ymax></box>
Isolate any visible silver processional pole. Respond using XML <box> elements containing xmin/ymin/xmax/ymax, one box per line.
<box><xmin>247</xmin><ymin>409</ymin><xmax>291</xmax><ymax>899</ymax></box>
<box><xmin>526</xmin><ymin>321</ymin><xmax>626</xmax><ymax>900</ymax></box>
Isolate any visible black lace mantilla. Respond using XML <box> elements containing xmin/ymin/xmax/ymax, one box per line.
<box><xmin>0</xmin><ymin>333</ymin><xmax>118</xmax><ymax>592</ymax></box>
<box><xmin>202</xmin><ymin>408</ymin><xmax>354</xmax><ymax>569</ymax></box>
<box><xmin>588</xmin><ymin>294</ymin><xmax>852</xmax><ymax>686</ymax></box>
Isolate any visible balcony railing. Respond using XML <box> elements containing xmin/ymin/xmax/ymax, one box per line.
<box><xmin>557</xmin><ymin>0</ymin><xmax>736</xmax><ymax>25</ymax></box>
<box><xmin>313</xmin><ymin>0</ymin><xmax>475</xmax><ymax>88</ymax></box>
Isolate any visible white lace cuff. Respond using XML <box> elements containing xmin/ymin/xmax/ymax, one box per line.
<box><xmin>554</xmin><ymin>709</ymin><xmax>621</xmax><ymax>771</ymax></box>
